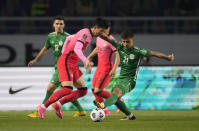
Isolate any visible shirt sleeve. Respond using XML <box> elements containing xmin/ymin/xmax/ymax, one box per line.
<box><xmin>74</xmin><ymin>41</ymin><xmax>89</xmax><ymax>64</ymax></box>
<box><xmin>62</xmin><ymin>35</ymin><xmax>74</xmax><ymax>54</ymax></box>
<box><xmin>109</xmin><ymin>35</ymin><xmax>117</xmax><ymax>51</ymax></box>
<box><xmin>77</xmin><ymin>32</ymin><xmax>89</xmax><ymax>45</ymax></box>
<box><xmin>138</xmin><ymin>47</ymin><xmax>151</xmax><ymax>58</ymax></box>
<box><xmin>44</xmin><ymin>36</ymin><xmax>51</xmax><ymax>49</ymax></box>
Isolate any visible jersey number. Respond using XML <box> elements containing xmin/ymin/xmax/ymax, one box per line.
<box><xmin>123</xmin><ymin>56</ymin><xmax>129</xmax><ymax>63</ymax></box>
<box><xmin>55</xmin><ymin>45</ymin><xmax>59</xmax><ymax>51</ymax></box>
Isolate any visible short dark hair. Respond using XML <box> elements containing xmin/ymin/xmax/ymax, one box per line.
<box><xmin>92</xmin><ymin>17</ymin><xmax>109</xmax><ymax>29</ymax></box>
<box><xmin>121</xmin><ymin>30</ymin><xmax>134</xmax><ymax>39</ymax></box>
<box><xmin>53</xmin><ymin>16</ymin><xmax>65</xmax><ymax>23</ymax></box>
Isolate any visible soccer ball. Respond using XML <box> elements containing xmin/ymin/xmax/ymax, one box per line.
<box><xmin>90</xmin><ymin>108</ymin><xmax>105</xmax><ymax>122</ymax></box>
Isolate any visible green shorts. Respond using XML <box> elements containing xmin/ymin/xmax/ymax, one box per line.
<box><xmin>111</xmin><ymin>77</ymin><xmax>136</xmax><ymax>96</ymax></box>
<box><xmin>50</xmin><ymin>69</ymin><xmax>61</xmax><ymax>87</ymax></box>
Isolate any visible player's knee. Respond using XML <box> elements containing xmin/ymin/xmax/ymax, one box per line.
<box><xmin>112</xmin><ymin>88</ymin><xmax>122</xmax><ymax>97</ymax></box>
<box><xmin>93</xmin><ymin>88</ymin><xmax>102</xmax><ymax>94</ymax></box>
<box><xmin>78</xmin><ymin>87</ymin><xmax>87</xmax><ymax>96</ymax></box>
<box><xmin>47</xmin><ymin>84</ymin><xmax>57</xmax><ymax>91</ymax></box>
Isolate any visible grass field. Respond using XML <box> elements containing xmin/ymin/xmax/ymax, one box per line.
<box><xmin>0</xmin><ymin>110</ymin><xmax>199</xmax><ymax>131</ymax></box>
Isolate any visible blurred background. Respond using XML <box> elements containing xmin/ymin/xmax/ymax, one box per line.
<box><xmin>0</xmin><ymin>0</ymin><xmax>199</xmax><ymax>66</ymax></box>
<box><xmin>0</xmin><ymin>0</ymin><xmax>199</xmax><ymax>111</ymax></box>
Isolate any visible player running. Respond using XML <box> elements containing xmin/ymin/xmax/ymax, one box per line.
<box><xmin>37</xmin><ymin>18</ymin><xmax>109</xmax><ymax>119</ymax></box>
<box><xmin>27</xmin><ymin>16</ymin><xmax>86</xmax><ymax>118</ymax></box>
<box><xmin>87</xmin><ymin>24</ymin><xmax>120</xmax><ymax>115</ymax></box>
<box><xmin>95</xmin><ymin>30</ymin><xmax>174</xmax><ymax>120</ymax></box>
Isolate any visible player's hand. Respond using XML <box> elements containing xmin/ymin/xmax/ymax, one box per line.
<box><xmin>84</xmin><ymin>61</ymin><xmax>94</xmax><ymax>74</ymax></box>
<box><xmin>28</xmin><ymin>59</ymin><xmax>37</xmax><ymax>67</ymax></box>
<box><xmin>168</xmin><ymin>53</ymin><xmax>174</xmax><ymax>61</ymax></box>
<box><xmin>109</xmin><ymin>69</ymin><xmax>116</xmax><ymax>77</ymax></box>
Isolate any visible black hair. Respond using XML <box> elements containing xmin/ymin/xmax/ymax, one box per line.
<box><xmin>121</xmin><ymin>30</ymin><xmax>134</xmax><ymax>39</ymax></box>
<box><xmin>92</xmin><ymin>17</ymin><xmax>109</xmax><ymax>29</ymax></box>
<box><xmin>53</xmin><ymin>16</ymin><xmax>65</xmax><ymax>23</ymax></box>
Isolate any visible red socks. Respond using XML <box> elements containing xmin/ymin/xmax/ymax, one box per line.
<box><xmin>59</xmin><ymin>88</ymin><xmax>87</xmax><ymax>105</ymax></box>
<box><xmin>97</xmin><ymin>90</ymin><xmax>111</xmax><ymax>99</ymax></box>
<box><xmin>92</xmin><ymin>89</ymin><xmax>111</xmax><ymax>102</ymax></box>
<box><xmin>44</xmin><ymin>87</ymin><xmax>72</xmax><ymax>108</ymax></box>
<box><xmin>92</xmin><ymin>90</ymin><xmax>104</xmax><ymax>103</ymax></box>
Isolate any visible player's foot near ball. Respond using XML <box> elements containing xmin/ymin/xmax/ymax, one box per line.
<box><xmin>27</xmin><ymin>111</ymin><xmax>39</xmax><ymax>118</ymax></box>
<box><xmin>93</xmin><ymin>100</ymin><xmax>104</xmax><ymax>109</ymax></box>
<box><xmin>103</xmin><ymin>108</ymin><xmax>110</xmax><ymax>115</ymax></box>
<box><xmin>73</xmin><ymin>111</ymin><xmax>86</xmax><ymax>117</ymax></box>
<box><xmin>52</xmin><ymin>102</ymin><xmax>63</xmax><ymax>119</ymax></box>
<box><xmin>120</xmin><ymin>114</ymin><xmax>136</xmax><ymax>120</ymax></box>
<box><xmin>37</xmin><ymin>105</ymin><xmax>46</xmax><ymax>119</ymax></box>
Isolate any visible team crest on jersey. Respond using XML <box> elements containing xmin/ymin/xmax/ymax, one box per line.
<box><xmin>82</xmin><ymin>34</ymin><xmax>87</xmax><ymax>39</ymax></box>
<box><xmin>130</xmin><ymin>54</ymin><xmax>135</xmax><ymax>59</ymax></box>
<box><xmin>103</xmin><ymin>43</ymin><xmax>107</xmax><ymax>47</ymax></box>
<box><xmin>59</xmin><ymin>41</ymin><xmax>63</xmax><ymax>46</ymax></box>
<box><xmin>51</xmin><ymin>41</ymin><xmax>54</xmax><ymax>44</ymax></box>
<box><xmin>140</xmin><ymin>49</ymin><xmax>147</xmax><ymax>55</ymax></box>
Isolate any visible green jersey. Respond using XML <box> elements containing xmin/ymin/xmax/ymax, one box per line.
<box><xmin>110</xmin><ymin>40</ymin><xmax>150</xmax><ymax>81</ymax></box>
<box><xmin>45</xmin><ymin>32</ymin><xmax>70</xmax><ymax>69</ymax></box>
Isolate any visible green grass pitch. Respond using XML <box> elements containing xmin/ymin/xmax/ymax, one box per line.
<box><xmin>0</xmin><ymin>110</ymin><xmax>199</xmax><ymax>131</ymax></box>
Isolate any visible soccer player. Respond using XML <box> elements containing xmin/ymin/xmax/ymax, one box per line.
<box><xmin>27</xmin><ymin>16</ymin><xmax>86</xmax><ymax>118</ymax></box>
<box><xmin>95</xmin><ymin>30</ymin><xmax>174</xmax><ymax>120</ymax></box>
<box><xmin>37</xmin><ymin>18</ymin><xmax>109</xmax><ymax>119</ymax></box>
<box><xmin>87</xmin><ymin>24</ymin><xmax>120</xmax><ymax>115</ymax></box>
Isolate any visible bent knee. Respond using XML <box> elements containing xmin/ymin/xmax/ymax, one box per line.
<box><xmin>47</xmin><ymin>84</ymin><xmax>57</xmax><ymax>91</ymax></box>
<box><xmin>112</xmin><ymin>88</ymin><xmax>122</xmax><ymax>97</ymax></box>
<box><xmin>93</xmin><ymin>88</ymin><xmax>102</xmax><ymax>94</ymax></box>
<box><xmin>78</xmin><ymin>87</ymin><xmax>88</xmax><ymax>96</ymax></box>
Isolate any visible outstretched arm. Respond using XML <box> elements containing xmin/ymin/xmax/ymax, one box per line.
<box><xmin>150</xmin><ymin>51</ymin><xmax>174</xmax><ymax>61</ymax></box>
<box><xmin>100</xmin><ymin>33</ymin><xmax>119</xmax><ymax>47</ymax></box>
<box><xmin>109</xmin><ymin>51</ymin><xmax>120</xmax><ymax>77</ymax></box>
<box><xmin>87</xmin><ymin>48</ymin><xmax>98</xmax><ymax>61</ymax></box>
<box><xmin>28</xmin><ymin>47</ymin><xmax>48</xmax><ymax>67</ymax></box>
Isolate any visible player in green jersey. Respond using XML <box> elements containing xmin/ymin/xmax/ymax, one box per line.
<box><xmin>27</xmin><ymin>16</ymin><xmax>86</xmax><ymax>118</ymax></box>
<box><xmin>94</xmin><ymin>30</ymin><xmax>174</xmax><ymax>120</ymax></box>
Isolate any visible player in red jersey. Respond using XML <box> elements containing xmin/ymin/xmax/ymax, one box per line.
<box><xmin>87</xmin><ymin>23</ymin><xmax>120</xmax><ymax>115</ymax></box>
<box><xmin>37</xmin><ymin>18</ymin><xmax>109</xmax><ymax>119</ymax></box>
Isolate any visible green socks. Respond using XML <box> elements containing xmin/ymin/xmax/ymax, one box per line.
<box><xmin>42</xmin><ymin>90</ymin><xmax>53</xmax><ymax>104</ymax></box>
<box><xmin>104</xmin><ymin>93</ymin><xmax>119</xmax><ymax>107</ymax></box>
<box><xmin>115</xmin><ymin>99</ymin><xmax>131</xmax><ymax>116</ymax></box>
<box><xmin>71</xmin><ymin>100</ymin><xmax>83</xmax><ymax>111</ymax></box>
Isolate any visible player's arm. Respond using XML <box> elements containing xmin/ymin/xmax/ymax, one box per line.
<box><xmin>150</xmin><ymin>51</ymin><xmax>174</xmax><ymax>61</ymax></box>
<box><xmin>100</xmin><ymin>33</ymin><xmax>119</xmax><ymax>47</ymax></box>
<box><xmin>74</xmin><ymin>41</ymin><xmax>93</xmax><ymax>73</ymax></box>
<box><xmin>109</xmin><ymin>51</ymin><xmax>120</xmax><ymax>77</ymax></box>
<box><xmin>87</xmin><ymin>48</ymin><xmax>98</xmax><ymax>61</ymax></box>
<box><xmin>28</xmin><ymin>47</ymin><xmax>48</xmax><ymax>67</ymax></box>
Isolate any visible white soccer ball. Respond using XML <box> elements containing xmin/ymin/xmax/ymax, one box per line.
<box><xmin>90</xmin><ymin>108</ymin><xmax>105</xmax><ymax>122</ymax></box>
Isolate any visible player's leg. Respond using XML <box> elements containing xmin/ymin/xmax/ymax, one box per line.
<box><xmin>37</xmin><ymin>81</ymin><xmax>73</xmax><ymax>119</ymax></box>
<box><xmin>116</xmin><ymin>97</ymin><xmax>124</xmax><ymax>113</ymax></box>
<box><xmin>72</xmin><ymin>70</ymin><xmax>87</xmax><ymax>117</ymax></box>
<box><xmin>115</xmin><ymin>99</ymin><xmax>136</xmax><ymax>120</ymax></box>
<box><xmin>37</xmin><ymin>56</ymin><xmax>74</xmax><ymax>119</ymax></box>
<box><xmin>51</xmin><ymin>68</ymin><xmax>87</xmax><ymax>118</ymax></box>
<box><xmin>95</xmin><ymin>78</ymin><xmax>136</xmax><ymax>120</ymax></box>
<box><xmin>92</xmin><ymin>71</ymin><xmax>112</xmax><ymax>115</ymax></box>
<box><xmin>57</xmin><ymin>76</ymin><xmax>87</xmax><ymax>105</ymax></box>
<box><xmin>54</xmin><ymin>67</ymin><xmax>87</xmax><ymax>107</ymax></box>
<box><xmin>92</xmin><ymin>70</ymin><xmax>104</xmax><ymax>103</ymax></box>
